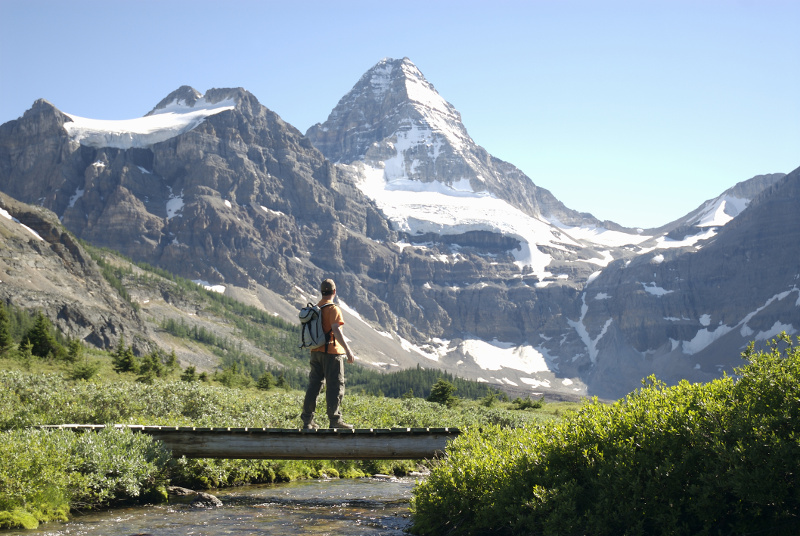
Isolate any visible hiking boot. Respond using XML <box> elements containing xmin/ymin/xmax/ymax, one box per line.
<box><xmin>302</xmin><ymin>421</ymin><xmax>319</xmax><ymax>430</ymax></box>
<box><xmin>329</xmin><ymin>420</ymin><xmax>354</xmax><ymax>429</ymax></box>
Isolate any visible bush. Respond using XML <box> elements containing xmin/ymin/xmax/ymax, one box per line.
<box><xmin>411</xmin><ymin>334</ymin><xmax>800</xmax><ymax>536</ymax></box>
<box><xmin>0</xmin><ymin>428</ymin><xmax>169</xmax><ymax>529</ymax></box>
<box><xmin>257</xmin><ymin>371</ymin><xmax>276</xmax><ymax>390</ymax></box>
<box><xmin>512</xmin><ymin>395</ymin><xmax>544</xmax><ymax>410</ymax></box>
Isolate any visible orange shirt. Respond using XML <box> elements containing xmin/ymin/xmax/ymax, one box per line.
<box><xmin>311</xmin><ymin>298</ymin><xmax>345</xmax><ymax>354</ymax></box>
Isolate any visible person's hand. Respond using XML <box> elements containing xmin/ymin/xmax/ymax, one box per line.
<box><xmin>346</xmin><ymin>352</ymin><xmax>355</xmax><ymax>364</ymax></box>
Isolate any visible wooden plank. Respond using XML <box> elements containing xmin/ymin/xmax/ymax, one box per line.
<box><xmin>38</xmin><ymin>425</ymin><xmax>460</xmax><ymax>460</ymax></box>
<box><xmin>144</xmin><ymin>430</ymin><xmax>451</xmax><ymax>459</ymax></box>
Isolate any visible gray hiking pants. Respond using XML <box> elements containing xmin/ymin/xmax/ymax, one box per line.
<box><xmin>301</xmin><ymin>352</ymin><xmax>345</xmax><ymax>424</ymax></box>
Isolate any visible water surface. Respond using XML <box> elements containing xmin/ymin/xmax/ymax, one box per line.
<box><xmin>2</xmin><ymin>477</ymin><xmax>416</xmax><ymax>535</ymax></box>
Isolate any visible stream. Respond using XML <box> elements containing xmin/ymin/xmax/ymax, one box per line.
<box><xmin>2</xmin><ymin>477</ymin><xmax>417</xmax><ymax>535</ymax></box>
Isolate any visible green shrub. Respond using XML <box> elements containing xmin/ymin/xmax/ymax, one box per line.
<box><xmin>411</xmin><ymin>334</ymin><xmax>800</xmax><ymax>536</ymax></box>
<box><xmin>512</xmin><ymin>395</ymin><xmax>544</xmax><ymax>410</ymax></box>
<box><xmin>0</xmin><ymin>427</ymin><xmax>169</xmax><ymax>529</ymax></box>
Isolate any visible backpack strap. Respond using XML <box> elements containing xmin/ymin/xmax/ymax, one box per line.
<box><xmin>319</xmin><ymin>302</ymin><xmax>335</xmax><ymax>353</ymax></box>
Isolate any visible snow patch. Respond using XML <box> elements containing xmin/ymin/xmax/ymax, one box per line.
<box><xmin>68</xmin><ymin>188</ymin><xmax>85</xmax><ymax>208</ymax></box>
<box><xmin>0</xmin><ymin>208</ymin><xmax>44</xmax><ymax>240</ymax></box>
<box><xmin>678</xmin><ymin>288</ymin><xmax>800</xmax><ymax>355</ymax></box>
<box><xmin>551</xmin><ymin>219</ymin><xmax>652</xmax><ymax>248</ymax></box>
<box><xmin>166</xmin><ymin>190</ymin><xmax>184</xmax><ymax>220</ymax></box>
<box><xmin>261</xmin><ymin>206</ymin><xmax>285</xmax><ymax>217</ymax></box>
<box><xmin>691</xmin><ymin>195</ymin><xmax>750</xmax><ymax>228</ymax></box>
<box><xmin>755</xmin><ymin>321</ymin><xmax>796</xmax><ymax>341</ymax></box>
<box><xmin>193</xmin><ymin>280</ymin><xmax>225</xmax><ymax>294</ymax></box>
<box><xmin>354</xmin><ymin>161</ymin><xmax>567</xmax><ymax>278</ymax></box>
<box><xmin>63</xmin><ymin>96</ymin><xmax>236</xmax><ymax>149</ymax></box>
<box><xmin>683</xmin><ymin>325</ymin><xmax>733</xmax><ymax>354</ymax></box>
<box><xmin>567</xmin><ymin>294</ymin><xmax>613</xmax><ymax>364</ymax></box>
<box><xmin>520</xmin><ymin>377</ymin><xmax>552</xmax><ymax>388</ymax></box>
<box><xmin>586</xmin><ymin>271</ymin><xmax>602</xmax><ymax>286</ymax></box>
<box><xmin>398</xmin><ymin>337</ymin><xmax>443</xmax><ymax>362</ymax></box>
<box><xmin>458</xmin><ymin>338</ymin><xmax>551</xmax><ymax>374</ymax></box>
<box><xmin>586</xmin><ymin>250</ymin><xmax>615</xmax><ymax>267</ymax></box>
<box><xmin>641</xmin><ymin>282</ymin><xmax>673</xmax><ymax>296</ymax></box>
<box><xmin>337</xmin><ymin>300</ymin><xmax>368</xmax><ymax>325</ymax></box>
<box><xmin>654</xmin><ymin>228</ymin><xmax>718</xmax><ymax>249</ymax></box>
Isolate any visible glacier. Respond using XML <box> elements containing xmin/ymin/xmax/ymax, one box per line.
<box><xmin>62</xmin><ymin>96</ymin><xmax>236</xmax><ymax>149</ymax></box>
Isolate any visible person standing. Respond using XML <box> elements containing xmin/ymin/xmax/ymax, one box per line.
<box><xmin>301</xmin><ymin>279</ymin><xmax>356</xmax><ymax>429</ymax></box>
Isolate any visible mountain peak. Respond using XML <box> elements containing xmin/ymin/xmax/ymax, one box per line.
<box><xmin>306</xmin><ymin>57</ymin><xmax>467</xmax><ymax>164</ymax></box>
<box><xmin>369</xmin><ymin>57</ymin><xmax>462</xmax><ymax>125</ymax></box>
<box><xmin>147</xmin><ymin>86</ymin><xmax>203</xmax><ymax>116</ymax></box>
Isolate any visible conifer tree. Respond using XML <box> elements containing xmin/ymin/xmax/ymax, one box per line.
<box><xmin>66</xmin><ymin>339</ymin><xmax>83</xmax><ymax>364</ymax></box>
<box><xmin>137</xmin><ymin>350</ymin><xmax>165</xmax><ymax>383</ymax></box>
<box><xmin>19</xmin><ymin>340</ymin><xmax>33</xmax><ymax>370</ymax></box>
<box><xmin>166</xmin><ymin>350</ymin><xmax>178</xmax><ymax>372</ymax></box>
<box><xmin>111</xmin><ymin>335</ymin><xmax>138</xmax><ymax>373</ymax></box>
<box><xmin>257</xmin><ymin>371</ymin><xmax>275</xmax><ymax>390</ymax></box>
<box><xmin>181</xmin><ymin>365</ymin><xmax>197</xmax><ymax>382</ymax></box>
<box><xmin>427</xmin><ymin>378</ymin><xmax>458</xmax><ymax>407</ymax></box>
<box><xmin>23</xmin><ymin>312</ymin><xmax>61</xmax><ymax>359</ymax></box>
<box><xmin>275</xmin><ymin>373</ymin><xmax>289</xmax><ymax>389</ymax></box>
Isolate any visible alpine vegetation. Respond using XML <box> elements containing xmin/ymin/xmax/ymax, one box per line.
<box><xmin>411</xmin><ymin>334</ymin><xmax>800</xmax><ymax>536</ymax></box>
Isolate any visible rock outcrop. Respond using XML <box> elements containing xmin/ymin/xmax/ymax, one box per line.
<box><xmin>0</xmin><ymin>191</ymin><xmax>153</xmax><ymax>353</ymax></box>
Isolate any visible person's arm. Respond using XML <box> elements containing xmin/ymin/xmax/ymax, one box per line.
<box><xmin>331</xmin><ymin>323</ymin><xmax>355</xmax><ymax>363</ymax></box>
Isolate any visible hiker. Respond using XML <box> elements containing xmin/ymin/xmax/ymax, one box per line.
<box><xmin>300</xmin><ymin>278</ymin><xmax>356</xmax><ymax>429</ymax></box>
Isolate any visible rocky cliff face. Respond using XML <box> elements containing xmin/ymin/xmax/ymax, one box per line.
<box><xmin>0</xmin><ymin>191</ymin><xmax>153</xmax><ymax>352</ymax></box>
<box><xmin>0</xmin><ymin>58</ymin><xmax>797</xmax><ymax>399</ymax></box>
<box><xmin>576</xmin><ymin>169</ymin><xmax>800</xmax><ymax>397</ymax></box>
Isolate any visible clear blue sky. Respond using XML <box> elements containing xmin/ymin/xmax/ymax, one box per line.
<box><xmin>1</xmin><ymin>0</ymin><xmax>797</xmax><ymax>228</ymax></box>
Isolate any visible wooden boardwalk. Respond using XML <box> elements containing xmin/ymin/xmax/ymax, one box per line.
<box><xmin>42</xmin><ymin>425</ymin><xmax>461</xmax><ymax>460</ymax></box>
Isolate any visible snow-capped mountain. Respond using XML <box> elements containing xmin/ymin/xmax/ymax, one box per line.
<box><xmin>0</xmin><ymin>58</ymin><xmax>797</xmax><ymax>399</ymax></box>
<box><xmin>308</xmin><ymin>58</ymin><xmax>658</xmax><ymax>283</ymax></box>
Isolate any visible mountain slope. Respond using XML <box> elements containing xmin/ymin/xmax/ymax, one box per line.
<box><xmin>564</xmin><ymin>169</ymin><xmax>800</xmax><ymax>397</ymax></box>
<box><xmin>0</xmin><ymin>191</ymin><xmax>152</xmax><ymax>351</ymax></box>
